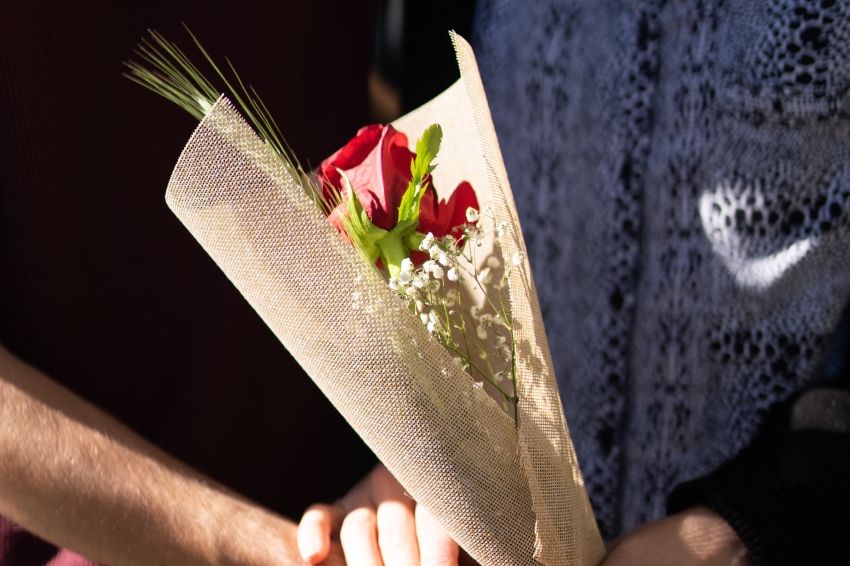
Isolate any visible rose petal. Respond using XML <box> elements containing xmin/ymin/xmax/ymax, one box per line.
<box><xmin>319</xmin><ymin>125</ymin><xmax>481</xmax><ymax>268</ymax></box>
<box><xmin>409</xmin><ymin>250</ymin><xmax>430</xmax><ymax>266</ymax></box>
<box><xmin>318</xmin><ymin>124</ymin><xmax>414</xmax><ymax>231</ymax></box>
<box><xmin>420</xmin><ymin>181</ymin><xmax>479</xmax><ymax>239</ymax></box>
<box><xmin>318</xmin><ymin>124</ymin><xmax>384</xmax><ymax>202</ymax></box>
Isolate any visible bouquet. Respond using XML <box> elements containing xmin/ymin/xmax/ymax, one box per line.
<box><xmin>125</xmin><ymin>29</ymin><xmax>605</xmax><ymax>566</ymax></box>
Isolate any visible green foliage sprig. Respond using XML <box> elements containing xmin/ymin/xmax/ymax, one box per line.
<box><xmin>123</xmin><ymin>27</ymin><xmax>314</xmax><ymax>194</ymax></box>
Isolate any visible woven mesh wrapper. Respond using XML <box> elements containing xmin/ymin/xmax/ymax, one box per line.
<box><xmin>165</xmin><ymin>34</ymin><xmax>605</xmax><ymax>566</ymax></box>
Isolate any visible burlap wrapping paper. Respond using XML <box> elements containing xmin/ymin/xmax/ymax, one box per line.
<box><xmin>165</xmin><ymin>34</ymin><xmax>605</xmax><ymax>566</ymax></box>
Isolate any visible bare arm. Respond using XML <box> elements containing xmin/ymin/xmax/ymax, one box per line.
<box><xmin>0</xmin><ymin>344</ymin><xmax>340</xmax><ymax>566</ymax></box>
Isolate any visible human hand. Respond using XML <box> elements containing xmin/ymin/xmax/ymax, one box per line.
<box><xmin>298</xmin><ymin>465</ymin><xmax>749</xmax><ymax>566</ymax></box>
<box><xmin>297</xmin><ymin>463</ymin><xmax>460</xmax><ymax>566</ymax></box>
<box><xmin>603</xmin><ymin>506</ymin><xmax>751</xmax><ymax>566</ymax></box>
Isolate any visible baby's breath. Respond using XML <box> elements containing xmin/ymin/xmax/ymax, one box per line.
<box><xmin>388</xmin><ymin>205</ymin><xmax>526</xmax><ymax>422</ymax></box>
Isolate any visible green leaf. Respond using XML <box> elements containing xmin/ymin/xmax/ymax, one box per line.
<box><xmin>124</xmin><ymin>28</ymin><xmax>314</xmax><ymax>197</ymax></box>
<box><xmin>412</xmin><ymin>124</ymin><xmax>442</xmax><ymax>181</ymax></box>
<box><xmin>336</xmin><ymin>170</ymin><xmax>387</xmax><ymax>263</ymax></box>
<box><xmin>397</xmin><ymin>181</ymin><xmax>419</xmax><ymax>224</ymax></box>
<box><xmin>390</xmin><ymin>218</ymin><xmax>418</xmax><ymax>239</ymax></box>
<box><xmin>397</xmin><ymin>124</ymin><xmax>443</xmax><ymax>225</ymax></box>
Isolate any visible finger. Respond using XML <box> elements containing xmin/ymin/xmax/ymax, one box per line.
<box><xmin>299</xmin><ymin>504</ymin><xmax>344</xmax><ymax>564</ymax></box>
<box><xmin>340</xmin><ymin>506</ymin><xmax>384</xmax><ymax>566</ymax></box>
<box><xmin>376</xmin><ymin>498</ymin><xmax>419</xmax><ymax>566</ymax></box>
<box><xmin>337</xmin><ymin>465</ymin><xmax>385</xmax><ymax>514</ymax></box>
<box><xmin>415</xmin><ymin>504</ymin><xmax>458</xmax><ymax>566</ymax></box>
<box><xmin>320</xmin><ymin>541</ymin><xmax>348</xmax><ymax>566</ymax></box>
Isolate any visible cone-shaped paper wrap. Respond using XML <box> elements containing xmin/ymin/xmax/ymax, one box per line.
<box><xmin>165</xmin><ymin>34</ymin><xmax>605</xmax><ymax>566</ymax></box>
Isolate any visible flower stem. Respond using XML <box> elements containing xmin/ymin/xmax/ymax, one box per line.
<box><xmin>379</xmin><ymin>234</ymin><xmax>410</xmax><ymax>280</ymax></box>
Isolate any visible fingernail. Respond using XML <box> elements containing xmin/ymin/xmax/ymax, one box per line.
<box><xmin>302</xmin><ymin>535</ymin><xmax>322</xmax><ymax>562</ymax></box>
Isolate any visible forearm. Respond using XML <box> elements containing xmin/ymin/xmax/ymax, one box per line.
<box><xmin>0</xmin><ymin>344</ymin><xmax>309</xmax><ymax>566</ymax></box>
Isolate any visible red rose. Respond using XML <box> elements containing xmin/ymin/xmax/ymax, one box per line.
<box><xmin>318</xmin><ymin>124</ymin><xmax>478</xmax><ymax>243</ymax></box>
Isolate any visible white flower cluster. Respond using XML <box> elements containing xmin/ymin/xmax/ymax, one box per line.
<box><xmin>387</xmin><ymin>233</ymin><xmax>462</xmax><ymax>296</ymax></box>
<box><xmin>468</xmin><ymin>305</ymin><xmax>506</xmax><ymax>346</ymax></box>
<box><xmin>386</xmin><ymin>205</ymin><xmax>526</xmax><ymax>415</ymax></box>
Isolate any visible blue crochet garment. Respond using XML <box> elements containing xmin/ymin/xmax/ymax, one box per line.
<box><xmin>473</xmin><ymin>0</ymin><xmax>850</xmax><ymax>538</ymax></box>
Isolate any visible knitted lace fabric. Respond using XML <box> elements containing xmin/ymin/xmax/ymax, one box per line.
<box><xmin>474</xmin><ymin>0</ymin><xmax>850</xmax><ymax>538</ymax></box>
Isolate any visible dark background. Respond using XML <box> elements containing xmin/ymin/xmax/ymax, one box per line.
<box><xmin>372</xmin><ymin>0</ymin><xmax>478</xmax><ymax>119</ymax></box>
<box><xmin>0</xmin><ymin>0</ymin><xmax>476</xmax><ymax>523</ymax></box>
